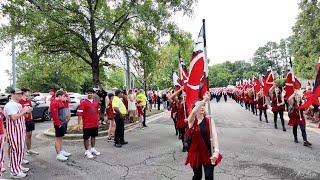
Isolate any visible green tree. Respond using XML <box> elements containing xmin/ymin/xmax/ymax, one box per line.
<box><xmin>291</xmin><ymin>0</ymin><xmax>320</xmax><ymax>79</ymax></box>
<box><xmin>16</xmin><ymin>51</ymin><xmax>91</xmax><ymax>92</ymax></box>
<box><xmin>1</xmin><ymin>0</ymin><xmax>197</xmax><ymax>85</ymax></box>
<box><xmin>252</xmin><ymin>42</ymin><xmax>279</xmax><ymax>75</ymax></box>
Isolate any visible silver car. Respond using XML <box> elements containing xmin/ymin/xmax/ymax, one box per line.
<box><xmin>69</xmin><ymin>94</ymin><xmax>87</xmax><ymax>114</ymax></box>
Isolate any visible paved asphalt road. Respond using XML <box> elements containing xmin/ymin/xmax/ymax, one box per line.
<box><xmin>1</xmin><ymin>99</ymin><xmax>320</xmax><ymax>180</ymax></box>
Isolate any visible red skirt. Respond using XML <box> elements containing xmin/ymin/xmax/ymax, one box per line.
<box><xmin>107</xmin><ymin>107</ymin><xmax>114</xmax><ymax>119</ymax></box>
<box><xmin>288</xmin><ymin>118</ymin><xmax>306</xmax><ymax>126</ymax></box>
<box><xmin>137</xmin><ymin>106</ymin><xmax>144</xmax><ymax>116</ymax></box>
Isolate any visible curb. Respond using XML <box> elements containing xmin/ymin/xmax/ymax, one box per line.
<box><xmin>266</xmin><ymin>109</ymin><xmax>320</xmax><ymax>135</ymax></box>
<box><xmin>42</xmin><ymin>110</ymin><xmax>167</xmax><ymax>140</ymax></box>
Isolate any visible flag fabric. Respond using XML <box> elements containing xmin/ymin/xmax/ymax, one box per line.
<box><xmin>172</xmin><ymin>71</ymin><xmax>181</xmax><ymax>91</ymax></box>
<box><xmin>253</xmin><ymin>78</ymin><xmax>262</xmax><ymax>92</ymax></box>
<box><xmin>185</xmin><ymin>22</ymin><xmax>207</xmax><ymax>114</ymax></box>
<box><xmin>299</xmin><ymin>58</ymin><xmax>320</xmax><ymax>110</ymax></box>
<box><xmin>179</xmin><ymin>51</ymin><xmax>189</xmax><ymax>89</ymax></box>
<box><xmin>264</xmin><ymin>67</ymin><xmax>274</xmax><ymax>93</ymax></box>
<box><xmin>285</xmin><ymin>67</ymin><xmax>301</xmax><ymax>101</ymax></box>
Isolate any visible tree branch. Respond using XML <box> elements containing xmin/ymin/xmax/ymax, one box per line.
<box><xmin>98</xmin><ymin>15</ymin><xmax>138</xmax><ymax>59</ymax></box>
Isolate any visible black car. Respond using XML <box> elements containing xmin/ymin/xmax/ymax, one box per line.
<box><xmin>0</xmin><ymin>95</ymin><xmax>51</xmax><ymax>121</ymax></box>
<box><xmin>31</xmin><ymin>100</ymin><xmax>51</xmax><ymax>121</ymax></box>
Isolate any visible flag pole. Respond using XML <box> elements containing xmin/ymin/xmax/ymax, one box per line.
<box><xmin>202</xmin><ymin>19</ymin><xmax>215</xmax><ymax>158</ymax></box>
<box><xmin>179</xmin><ymin>50</ymin><xmax>188</xmax><ymax>120</ymax></box>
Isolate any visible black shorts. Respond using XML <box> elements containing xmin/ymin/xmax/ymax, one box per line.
<box><xmin>313</xmin><ymin>104</ymin><xmax>319</xmax><ymax>112</ymax></box>
<box><xmin>25</xmin><ymin>121</ymin><xmax>35</xmax><ymax>132</ymax></box>
<box><xmin>148</xmin><ymin>100</ymin><xmax>152</xmax><ymax>104</ymax></box>
<box><xmin>54</xmin><ymin>124</ymin><xmax>67</xmax><ymax>137</ymax></box>
<box><xmin>83</xmin><ymin>127</ymin><xmax>99</xmax><ymax>139</ymax></box>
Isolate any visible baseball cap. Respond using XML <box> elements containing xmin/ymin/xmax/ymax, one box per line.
<box><xmin>10</xmin><ymin>88</ymin><xmax>22</xmax><ymax>94</ymax></box>
<box><xmin>48</xmin><ymin>89</ymin><xmax>56</xmax><ymax>93</ymax></box>
<box><xmin>21</xmin><ymin>88</ymin><xmax>30</xmax><ymax>92</ymax></box>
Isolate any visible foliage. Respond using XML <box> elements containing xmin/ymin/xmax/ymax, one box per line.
<box><xmin>103</xmin><ymin>67</ymin><xmax>125</xmax><ymax>90</ymax></box>
<box><xmin>1</xmin><ymin>0</ymin><xmax>197</xmax><ymax>85</ymax></box>
<box><xmin>5</xmin><ymin>86</ymin><xmax>13</xmax><ymax>94</ymax></box>
<box><xmin>291</xmin><ymin>0</ymin><xmax>320</xmax><ymax>79</ymax></box>
<box><xmin>275</xmin><ymin>78</ymin><xmax>286</xmax><ymax>87</ymax></box>
<box><xmin>16</xmin><ymin>51</ymin><xmax>91</xmax><ymax>92</ymax></box>
<box><xmin>151</xmin><ymin>32</ymin><xmax>194</xmax><ymax>89</ymax></box>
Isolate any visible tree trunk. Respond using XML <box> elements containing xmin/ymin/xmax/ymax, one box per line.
<box><xmin>92</xmin><ymin>56</ymin><xmax>100</xmax><ymax>86</ymax></box>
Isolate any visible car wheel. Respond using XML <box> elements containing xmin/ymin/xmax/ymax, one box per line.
<box><xmin>42</xmin><ymin>109</ymin><xmax>51</xmax><ymax>121</ymax></box>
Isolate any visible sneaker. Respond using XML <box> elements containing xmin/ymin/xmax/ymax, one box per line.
<box><xmin>22</xmin><ymin>159</ymin><xmax>29</xmax><ymax>165</ymax></box>
<box><xmin>90</xmin><ymin>148</ymin><xmax>101</xmax><ymax>156</ymax></box>
<box><xmin>85</xmin><ymin>150</ymin><xmax>94</xmax><ymax>159</ymax></box>
<box><xmin>26</xmin><ymin>150</ymin><xmax>39</xmax><ymax>155</ymax></box>
<box><xmin>294</xmin><ymin>139</ymin><xmax>298</xmax><ymax>143</ymax></box>
<box><xmin>283</xmin><ymin>128</ymin><xmax>286</xmax><ymax>132</ymax></box>
<box><xmin>101</xmin><ymin>121</ymin><xmax>106</xmax><ymax>125</ymax></box>
<box><xmin>1</xmin><ymin>167</ymin><xmax>5</xmax><ymax>172</ymax></box>
<box><xmin>21</xmin><ymin>167</ymin><xmax>29</xmax><ymax>173</ymax></box>
<box><xmin>56</xmin><ymin>153</ymin><xmax>68</xmax><ymax>161</ymax></box>
<box><xmin>10</xmin><ymin>172</ymin><xmax>27</xmax><ymax>179</ymax></box>
<box><xmin>60</xmin><ymin>150</ymin><xmax>71</xmax><ymax>157</ymax></box>
<box><xmin>114</xmin><ymin>144</ymin><xmax>122</xmax><ymax>148</ymax></box>
<box><xmin>304</xmin><ymin>141</ymin><xmax>312</xmax><ymax>147</ymax></box>
<box><xmin>107</xmin><ymin>137</ymin><xmax>113</xmax><ymax>142</ymax></box>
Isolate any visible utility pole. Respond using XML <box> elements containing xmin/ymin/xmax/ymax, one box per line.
<box><xmin>12</xmin><ymin>35</ymin><xmax>16</xmax><ymax>89</ymax></box>
<box><xmin>124</xmin><ymin>50</ymin><xmax>131</xmax><ymax>90</ymax></box>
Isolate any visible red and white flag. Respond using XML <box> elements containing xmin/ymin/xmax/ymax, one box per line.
<box><xmin>172</xmin><ymin>72</ymin><xmax>181</xmax><ymax>91</ymax></box>
<box><xmin>264</xmin><ymin>67</ymin><xmax>274</xmax><ymax>93</ymax></box>
<box><xmin>285</xmin><ymin>66</ymin><xmax>301</xmax><ymax>101</ymax></box>
<box><xmin>179</xmin><ymin>51</ymin><xmax>189</xmax><ymax>89</ymax></box>
<box><xmin>299</xmin><ymin>58</ymin><xmax>320</xmax><ymax>113</ymax></box>
<box><xmin>253</xmin><ymin>77</ymin><xmax>262</xmax><ymax>93</ymax></box>
<box><xmin>186</xmin><ymin>21</ymin><xmax>208</xmax><ymax>114</ymax></box>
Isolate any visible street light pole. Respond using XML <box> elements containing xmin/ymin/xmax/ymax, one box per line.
<box><xmin>12</xmin><ymin>35</ymin><xmax>16</xmax><ymax>89</ymax></box>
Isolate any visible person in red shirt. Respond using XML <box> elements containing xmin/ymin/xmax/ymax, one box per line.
<box><xmin>50</xmin><ymin>90</ymin><xmax>71</xmax><ymax>161</ymax></box>
<box><xmin>77</xmin><ymin>88</ymin><xmax>100</xmax><ymax>159</ymax></box>
<box><xmin>48</xmin><ymin>89</ymin><xmax>56</xmax><ymax>104</ymax></box>
<box><xmin>19</xmin><ymin>88</ymin><xmax>39</xmax><ymax>156</ymax></box>
<box><xmin>0</xmin><ymin>108</ymin><xmax>6</xmax><ymax>179</ymax></box>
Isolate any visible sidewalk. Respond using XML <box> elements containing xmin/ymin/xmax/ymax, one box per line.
<box><xmin>267</xmin><ymin>109</ymin><xmax>320</xmax><ymax>135</ymax></box>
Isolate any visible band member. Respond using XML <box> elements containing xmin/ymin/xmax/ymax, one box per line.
<box><xmin>185</xmin><ymin>92</ymin><xmax>220</xmax><ymax>180</ymax></box>
<box><xmin>255</xmin><ymin>89</ymin><xmax>268</xmax><ymax>123</ymax></box>
<box><xmin>269</xmin><ymin>86</ymin><xmax>286</xmax><ymax>131</ymax></box>
<box><xmin>169</xmin><ymin>87</ymin><xmax>187</xmax><ymax>152</ymax></box>
<box><xmin>288</xmin><ymin>93</ymin><xmax>312</xmax><ymax>147</ymax></box>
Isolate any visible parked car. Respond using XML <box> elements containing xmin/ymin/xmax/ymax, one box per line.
<box><xmin>69</xmin><ymin>94</ymin><xmax>87</xmax><ymax>113</ymax></box>
<box><xmin>29</xmin><ymin>93</ymin><xmax>50</xmax><ymax>102</ymax></box>
<box><xmin>31</xmin><ymin>100</ymin><xmax>51</xmax><ymax>121</ymax></box>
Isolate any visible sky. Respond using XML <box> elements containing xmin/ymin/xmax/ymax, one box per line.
<box><xmin>0</xmin><ymin>0</ymin><xmax>300</xmax><ymax>93</ymax></box>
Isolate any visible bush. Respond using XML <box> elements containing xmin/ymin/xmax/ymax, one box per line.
<box><xmin>275</xmin><ymin>78</ymin><xmax>286</xmax><ymax>88</ymax></box>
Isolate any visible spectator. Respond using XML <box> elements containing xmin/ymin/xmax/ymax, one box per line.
<box><xmin>112</xmin><ymin>90</ymin><xmax>128</xmax><ymax>148</ymax></box>
<box><xmin>97</xmin><ymin>85</ymin><xmax>108</xmax><ymax>125</ymax></box>
<box><xmin>77</xmin><ymin>88</ymin><xmax>101</xmax><ymax>159</ymax></box>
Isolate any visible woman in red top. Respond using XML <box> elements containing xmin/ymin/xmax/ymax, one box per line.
<box><xmin>106</xmin><ymin>93</ymin><xmax>115</xmax><ymax>142</ymax></box>
<box><xmin>185</xmin><ymin>92</ymin><xmax>220</xmax><ymax>180</ymax></box>
<box><xmin>169</xmin><ymin>87</ymin><xmax>188</xmax><ymax>152</ymax></box>
<box><xmin>269</xmin><ymin>86</ymin><xmax>286</xmax><ymax>131</ymax></box>
<box><xmin>255</xmin><ymin>89</ymin><xmax>268</xmax><ymax>123</ymax></box>
<box><xmin>288</xmin><ymin>93</ymin><xmax>312</xmax><ymax>146</ymax></box>
<box><xmin>248</xmin><ymin>90</ymin><xmax>255</xmax><ymax>115</ymax></box>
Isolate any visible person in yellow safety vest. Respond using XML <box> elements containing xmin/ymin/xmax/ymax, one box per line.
<box><xmin>136</xmin><ymin>89</ymin><xmax>148</xmax><ymax>127</ymax></box>
<box><xmin>112</xmin><ymin>90</ymin><xmax>128</xmax><ymax>148</ymax></box>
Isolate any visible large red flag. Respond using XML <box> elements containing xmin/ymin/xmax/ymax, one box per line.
<box><xmin>299</xmin><ymin>58</ymin><xmax>320</xmax><ymax>110</ymax></box>
<box><xmin>186</xmin><ymin>23</ymin><xmax>207</xmax><ymax>114</ymax></box>
<box><xmin>285</xmin><ymin>70</ymin><xmax>295</xmax><ymax>101</ymax></box>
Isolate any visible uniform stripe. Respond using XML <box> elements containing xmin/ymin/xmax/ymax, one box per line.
<box><xmin>7</xmin><ymin>114</ymin><xmax>25</xmax><ymax>174</ymax></box>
